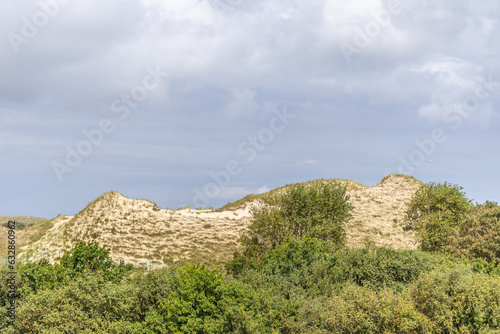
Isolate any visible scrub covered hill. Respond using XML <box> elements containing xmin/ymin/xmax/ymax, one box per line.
<box><xmin>13</xmin><ymin>174</ymin><xmax>421</xmax><ymax>267</ymax></box>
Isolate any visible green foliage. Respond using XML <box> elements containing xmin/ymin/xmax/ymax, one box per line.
<box><xmin>59</xmin><ymin>240</ymin><xmax>133</xmax><ymax>283</ymax></box>
<box><xmin>409</xmin><ymin>268</ymin><xmax>500</xmax><ymax>333</ymax></box>
<box><xmin>331</xmin><ymin>247</ymin><xmax>453</xmax><ymax>291</ymax></box>
<box><xmin>13</xmin><ymin>275</ymin><xmax>140</xmax><ymax>333</ymax></box>
<box><xmin>0</xmin><ymin>267</ymin><xmax>19</xmax><ymax>330</ymax></box>
<box><xmin>405</xmin><ymin>183</ymin><xmax>500</xmax><ymax>264</ymax></box>
<box><xmin>228</xmin><ymin>238</ymin><xmax>452</xmax><ymax>295</ymax></box>
<box><xmin>295</xmin><ymin>284</ymin><xmax>433</xmax><ymax>333</ymax></box>
<box><xmin>405</xmin><ymin>181</ymin><xmax>472</xmax><ymax>226</ymax></box>
<box><xmin>405</xmin><ymin>181</ymin><xmax>472</xmax><ymax>252</ymax></box>
<box><xmin>13</xmin><ymin>241</ymin><xmax>133</xmax><ymax>302</ymax></box>
<box><xmin>228</xmin><ymin>239</ymin><xmax>500</xmax><ymax>333</ymax></box>
<box><xmin>5</xmin><ymin>178</ymin><xmax>500</xmax><ymax>333</ymax></box>
<box><xmin>133</xmin><ymin>264</ymin><xmax>275</xmax><ymax>334</ymax></box>
<box><xmin>415</xmin><ymin>211</ymin><xmax>458</xmax><ymax>252</ymax></box>
<box><xmin>131</xmin><ymin>266</ymin><xmax>178</xmax><ymax>318</ymax></box>
<box><xmin>242</xmin><ymin>182</ymin><xmax>353</xmax><ymax>252</ymax></box>
<box><xmin>447</xmin><ymin>203</ymin><xmax>500</xmax><ymax>264</ymax></box>
<box><xmin>5</xmin><ymin>240</ymin><xmax>500</xmax><ymax>333</ymax></box>
<box><xmin>18</xmin><ymin>259</ymin><xmax>68</xmax><ymax>296</ymax></box>
<box><xmin>468</xmin><ymin>258</ymin><xmax>500</xmax><ymax>277</ymax></box>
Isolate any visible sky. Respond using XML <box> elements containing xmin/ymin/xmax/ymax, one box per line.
<box><xmin>1</xmin><ymin>0</ymin><xmax>499</xmax><ymax>219</ymax></box>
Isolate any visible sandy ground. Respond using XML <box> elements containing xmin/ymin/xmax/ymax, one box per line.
<box><xmin>345</xmin><ymin>174</ymin><xmax>421</xmax><ymax>249</ymax></box>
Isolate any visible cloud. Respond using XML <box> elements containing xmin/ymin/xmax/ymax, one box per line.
<box><xmin>412</xmin><ymin>58</ymin><xmax>499</xmax><ymax>127</ymax></box>
<box><xmin>223</xmin><ymin>88</ymin><xmax>259</xmax><ymax>117</ymax></box>
<box><xmin>297</xmin><ymin>160</ymin><xmax>320</xmax><ymax>165</ymax></box>
<box><xmin>1</xmin><ymin>0</ymin><xmax>499</xmax><ymax>217</ymax></box>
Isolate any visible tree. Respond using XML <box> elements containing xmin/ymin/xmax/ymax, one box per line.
<box><xmin>241</xmin><ymin>181</ymin><xmax>353</xmax><ymax>252</ymax></box>
<box><xmin>59</xmin><ymin>240</ymin><xmax>132</xmax><ymax>283</ymax></box>
<box><xmin>404</xmin><ymin>181</ymin><xmax>472</xmax><ymax>252</ymax></box>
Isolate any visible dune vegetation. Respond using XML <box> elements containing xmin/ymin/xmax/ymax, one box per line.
<box><xmin>2</xmin><ymin>177</ymin><xmax>500</xmax><ymax>333</ymax></box>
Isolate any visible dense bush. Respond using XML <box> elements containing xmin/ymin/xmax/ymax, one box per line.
<box><xmin>331</xmin><ymin>246</ymin><xmax>453</xmax><ymax>291</ymax></box>
<box><xmin>410</xmin><ymin>267</ymin><xmax>500</xmax><ymax>333</ymax></box>
<box><xmin>0</xmin><ymin>267</ymin><xmax>19</xmax><ymax>332</ymax></box>
<box><xmin>447</xmin><ymin>203</ymin><xmax>500</xmax><ymax>264</ymax></box>
<box><xmin>17</xmin><ymin>241</ymin><xmax>133</xmax><ymax>298</ymax></box>
<box><xmin>241</xmin><ymin>181</ymin><xmax>353</xmax><ymax>253</ymax></box>
<box><xmin>133</xmin><ymin>264</ymin><xmax>277</xmax><ymax>334</ymax></box>
<box><xmin>131</xmin><ymin>266</ymin><xmax>178</xmax><ymax>317</ymax></box>
<box><xmin>405</xmin><ymin>182</ymin><xmax>500</xmax><ymax>267</ymax></box>
<box><xmin>59</xmin><ymin>240</ymin><xmax>133</xmax><ymax>283</ymax></box>
<box><xmin>294</xmin><ymin>284</ymin><xmax>433</xmax><ymax>333</ymax></box>
<box><xmin>405</xmin><ymin>181</ymin><xmax>472</xmax><ymax>252</ymax></box>
<box><xmin>1</xmin><ymin>241</ymin><xmax>135</xmax><ymax>333</ymax></box>
<box><xmin>228</xmin><ymin>238</ymin><xmax>500</xmax><ymax>333</ymax></box>
<box><xmin>18</xmin><ymin>259</ymin><xmax>67</xmax><ymax>296</ymax></box>
<box><xmin>228</xmin><ymin>238</ymin><xmax>454</xmax><ymax>295</ymax></box>
<box><xmin>4</xmin><ymin>241</ymin><xmax>500</xmax><ymax>333</ymax></box>
<box><xmin>13</xmin><ymin>275</ymin><xmax>140</xmax><ymax>333</ymax></box>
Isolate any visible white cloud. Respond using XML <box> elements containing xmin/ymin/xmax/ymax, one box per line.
<box><xmin>413</xmin><ymin>58</ymin><xmax>498</xmax><ymax>126</ymax></box>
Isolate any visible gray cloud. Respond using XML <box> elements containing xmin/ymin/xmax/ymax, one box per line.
<box><xmin>1</xmin><ymin>0</ymin><xmax>499</xmax><ymax>218</ymax></box>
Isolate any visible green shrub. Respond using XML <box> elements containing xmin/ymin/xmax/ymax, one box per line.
<box><xmin>468</xmin><ymin>258</ymin><xmax>500</xmax><ymax>277</ymax></box>
<box><xmin>224</xmin><ymin>267</ymin><xmax>306</xmax><ymax>331</ymax></box>
<box><xmin>18</xmin><ymin>259</ymin><xmax>68</xmax><ymax>296</ymax></box>
<box><xmin>295</xmin><ymin>284</ymin><xmax>433</xmax><ymax>333</ymax></box>
<box><xmin>447</xmin><ymin>204</ymin><xmax>500</xmax><ymax>264</ymax></box>
<box><xmin>229</xmin><ymin>238</ymin><xmax>452</xmax><ymax>295</ymax></box>
<box><xmin>405</xmin><ymin>181</ymin><xmax>472</xmax><ymax>252</ymax></box>
<box><xmin>131</xmin><ymin>266</ymin><xmax>178</xmax><ymax>318</ymax></box>
<box><xmin>410</xmin><ymin>267</ymin><xmax>500</xmax><ymax>333</ymax></box>
<box><xmin>241</xmin><ymin>182</ymin><xmax>353</xmax><ymax>253</ymax></box>
<box><xmin>14</xmin><ymin>241</ymin><xmax>133</xmax><ymax>301</ymax></box>
<box><xmin>333</xmin><ymin>247</ymin><xmax>453</xmax><ymax>291</ymax></box>
<box><xmin>60</xmin><ymin>240</ymin><xmax>133</xmax><ymax>282</ymax></box>
<box><xmin>0</xmin><ymin>267</ymin><xmax>20</xmax><ymax>332</ymax></box>
<box><xmin>133</xmin><ymin>264</ymin><xmax>275</xmax><ymax>334</ymax></box>
<box><xmin>13</xmin><ymin>275</ymin><xmax>139</xmax><ymax>333</ymax></box>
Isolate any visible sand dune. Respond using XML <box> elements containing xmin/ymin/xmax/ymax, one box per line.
<box><xmin>13</xmin><ymin>174</ymin><xmax>421</xmax><ymax>267</ymax></box>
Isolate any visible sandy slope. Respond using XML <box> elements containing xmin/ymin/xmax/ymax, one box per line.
<box><xmin>16</xmin><ymin>174</ymin><xmax>422</xmax><ymax>267</ymax></box>
<box><xmin>18</xmin><ymin>193</ymin><xmax>253</xmax><ymax>267</ymax></box>
<box><xmin>346</xmin><ymin>174</ymin><xmax>421</xmax><ymax>249</ymax></box>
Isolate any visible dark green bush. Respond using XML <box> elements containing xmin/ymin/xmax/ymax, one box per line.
<box><xmin>0</xmin><ymin>267</ymin><xmax>19</xmax><ymax>332</ymax></box>
<box><xmin>133</xmin><ymin>263</ymin><xmax>277</xmax><ymax>334</ymax></box>
<box><xmin>229</xmin><ymin>238</ymin><xmax>453</xmax><ymax>296</ymax></box>
<box><xmin>60</xmin><ymin>240</ymin><xmax>133</xmax><ymax>282</ymax></box>
<box><xmin>405</xmin><ymin>181</ymin><xmax>472</xmax><ymax>252</ymax></box>
<box><xmin>242</xmin><ymin>182</ymin><xmax>352</xmax><ymax>252</ymax></box>
<box><xmin>131</xmin><ymin>266</ymin><xmax>178</xmax><ymax>318</ymax></box>
<box><xmin>0</xmin><ymin>267</ymin><xmax>17</xmax><ymax>309</ymax></box>
<box><xmin>332</xmin><ymin>247</ymin><xmax>453</xmax><ymax>291</ymax></box>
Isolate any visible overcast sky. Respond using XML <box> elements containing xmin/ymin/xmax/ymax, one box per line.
<box><xmin>1</xmin><ymin>0</ymin><xmax>499</xmax><ymax>219</ymax></box>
